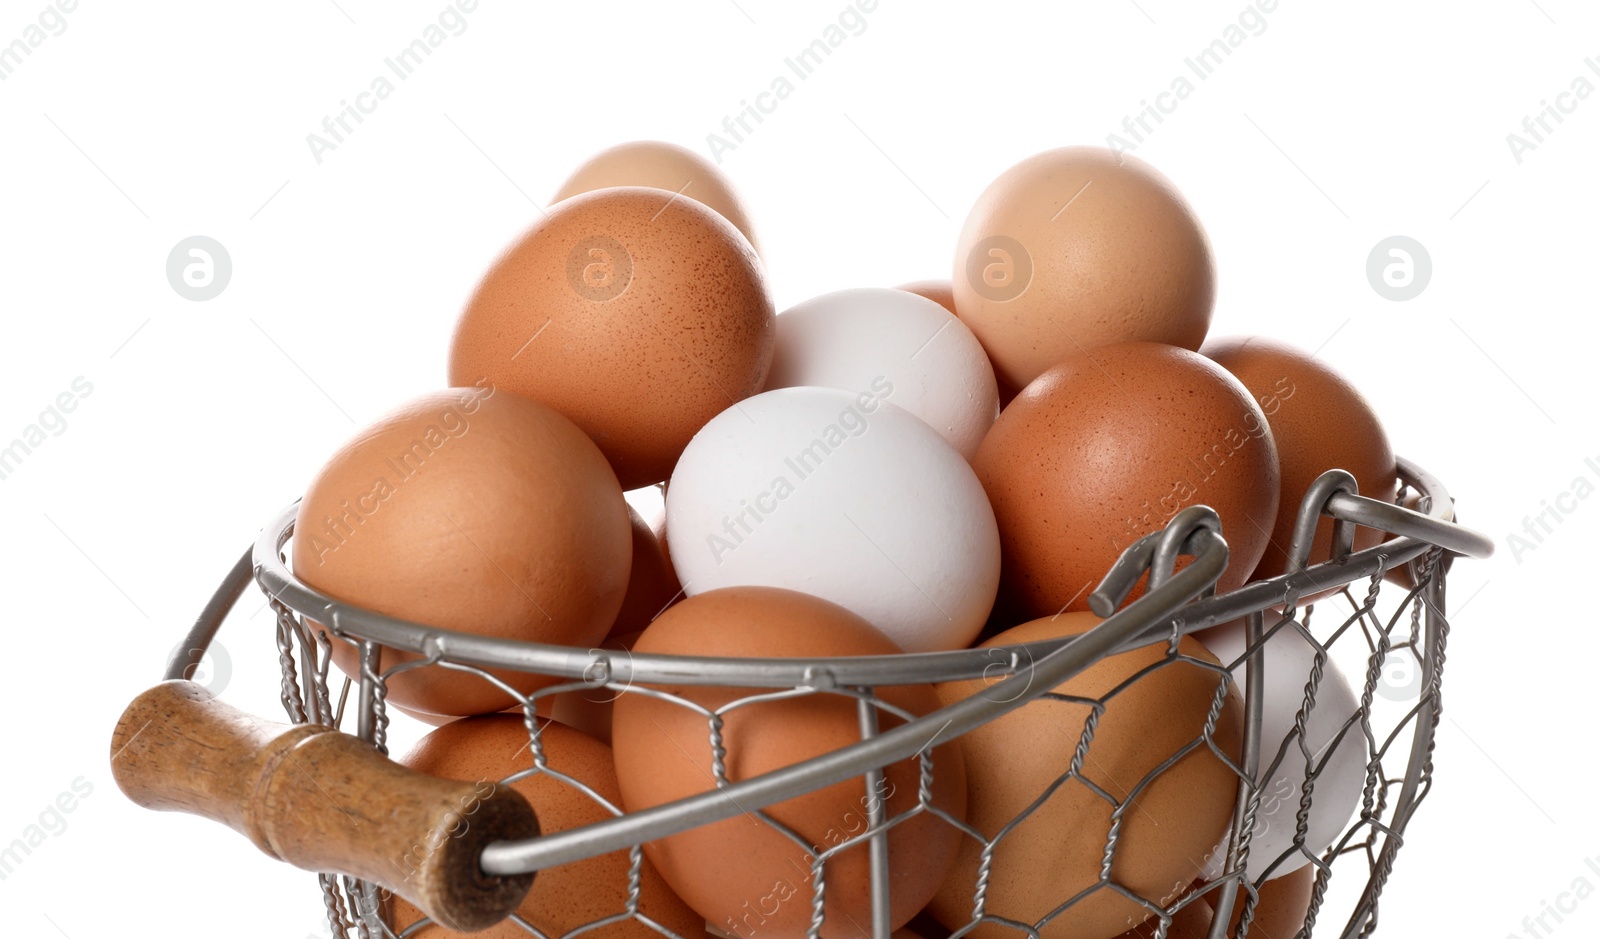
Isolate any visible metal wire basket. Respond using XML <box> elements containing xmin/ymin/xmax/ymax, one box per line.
<box><xmin>124</xmin><ymin>457</ymin><xmax>1491</xmax><ymax>939</ymax></box>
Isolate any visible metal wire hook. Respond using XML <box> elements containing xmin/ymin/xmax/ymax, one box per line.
<box><xmin>1089</xmin><ymin>505</ymin><xmax>1228</xmax><ymax>617</ymax></box>
<box><xmin>1286</xmin><ymin>470</ymin><xmax>1362</xmax><ymax>576</ymax></box>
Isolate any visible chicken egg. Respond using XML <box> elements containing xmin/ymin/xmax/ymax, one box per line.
<box><xmin>1201</xmin><ymin>336</ymin><xmax>1397</xmax><ymax>584</ymax></box>
<box><xmin>766</xmin><ymin>287</ymin><xmax>999</xmax><ymax>459</ymax></box>
<box><xmin>973</xmin><ymin>342</ymin><xmax>1279</xmax><ymax>617</ymax></box>
<box><xmin>930</xmin><ymin>612</ymin><xmax>1242</xmax><ymax>939</ymax></box>
<box><xmin>611</xmin><ymin>587</ymin><xmax>966</xmax><ymax>939</ymax></box>
<box><xmin>1194</xmin><ymin>616</ymin><xmax>1366</xmax><ymax>883</ymax></box>
<box><xmin>553</xmin><ymin>140</ymin><xmax>762</xmax><ymax>255</ymax></box>
<box><xmin>665</xmin><ymin>386</ymin><xmax>1000</xmax><ymax>652</ymax></box>
<box><xmin>953</xmin><ymin>147</ymin><xmax>1215</xmax><ymax>390</ymax></box>
<box><xmin>449</xmin><ymin>187</ymin><xmax>774</xmax><ymax>489</ymax></box>
<box><xmin>293</xmin><ymin>387</ymin><xmax>631</xmax><ymax>717</ymax></box>
<box><xmin>387</xmin><ymin>714</ymin><xmax>704</xmax><ymax>938</ymax></box>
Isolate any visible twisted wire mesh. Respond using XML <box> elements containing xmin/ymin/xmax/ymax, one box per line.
<box><xmin>268</xmin><ymin>500</ymin><xmax>1453</xmax><ymax>939</ymax></box>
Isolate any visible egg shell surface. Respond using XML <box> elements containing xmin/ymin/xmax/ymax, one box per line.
<box><xmin>449</xmin><ymin>186</ymin><xmax>774</xmax><ymax>489</ymax></box>
<box><xmin>553</xmin><ymin>139</ymin><xmax>762</xmax><ymax>255</ymax></box>
<box><xmin>1194</xmin><ymin>617</ymin><xmax>1366</xmax><ymax>882</ymax></box>
<box><xmin>952</xmin><ymin>147</ymin><xmax>1215</xmax><ymax>390</ymax></box>
<box><xmin>387</xmin><ymin>714</ymin><xmax>704</xmax><ymax>939</ymax></box>
<box><xmin>292</xmin><ymin>387</ymin><xmax>631</xmax><ymax>716</ymax></box>
<box><xmin>972</xmin><ymin>341</ymin><xmax>1279</xmax><ymax>616</ymax></box>
<box><xmin>930</xmin><ymin>611</ymin><xmax>1243</xmax><ymax>939</ymax></box>
<box><xmin>767</xmin><ymin>287</ymin><xmax>1000</xmax><ymax>459</ymax></box>
<box><xmin>665</xmin><ymin>386</ymin><xmax>1000</xmax><ymax>652</ymax></box>
<box><xmin>611</xmin><ymin>586</ymin><xmax>966</xmax><ymax>939</ymax></box>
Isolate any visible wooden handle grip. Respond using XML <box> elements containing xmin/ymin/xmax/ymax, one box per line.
<box><xmin>111</xmin><ymin>680</ymin><xmax>537</xmax><ymax>932</ymax></box>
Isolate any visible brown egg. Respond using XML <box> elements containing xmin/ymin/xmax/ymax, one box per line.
<box><xmin>541</xmin><ymin>628</ymin><xmax>645</xmax><ymax>745</ymax></box>
<box><xmin>390</xmin><ymin>628</ymin><xmax>643</xmax><ymax>743</ymax></box>
<box><xmin>449</xmin><ymin>187</ymin><xmax>775</xmax><ymax>489</ymax></box>
<box><xmin>386</xmin><ymin>715</ymin><xmax>703</xmax><ymax>939</ymax></box>
<box><xmin>902</xmin><ymin>911</ymin><xmax>950</xmax><ymax>939</ymax></box>
<box><xmin>554</xmin><ymin>140</ymin><xmax>762</xmax><ymax>255</ymax></box>
<box><xmin>613</xmin><ymin>504</ymin><xmax>684</xmax><ymax>635</ymax></box>
<box><xmin>611</xmin><ymin>587</ymin><xmax>966</xmax><ymax>939</ymax></box>
<box><xmin>952</xmin><ymin>147</ymin><xmax>1215</xmax><ymax>390</ymax></box>
<box><xmin>389</xmin><ymin>703</ymin><xmax>466</xmax><ymax>728</ymax></box>
<box><xmin>651</xmin><ymin>506</ymin><xmax>682</xmax><ymax>590</ymax></box>
<box><xmin>1201</xmin><ymin>336</ymin><xmax>1397</xmax><ymax>582</ymax></box>
<box><xmin>930</xmin><ymin>612</ymin><xmax>1242</xmax><ymax>939</ymax></box>
<box><xmin>896</xmin><ymin>279</ymin><xmax>957</xmax><ymax>314</ymax></box>
<box><xmin>1200</xmin><ymin>865</ymin><xmax>1315</xmax><ymax>939</ymax></box>
<box><xmin>972</xmin><ymin>342</ymin><xmax>1279</xmax><ymax>616</ymax></box>
<box><xmin>1117</xmin><ymin>899</ymin><xmax>1214</xmax><ymax>939</ymax></box>
<box><xmin>993</xmin><ymin>373</ymin><xmax>1023</xmax><ymax>411</ymax></box>
<box><xmin>293</xmin><ymin>388</ymin><xmax>631</xmax><ymax>717</ymax></box>
<box><xmin>1386</xmin><ymin>490</ymin><xmax>1444</xmax><ymax>589</ymax></box>
<box><xmin>712</xmin><ymin>924</ymin><xmax>919</xmax><ymax>939</ymax></box>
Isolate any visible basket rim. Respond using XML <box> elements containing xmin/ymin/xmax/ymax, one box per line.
<box><xmin>246</xmin><ymin>456</ymin><xmax>1488</xmax><ymax>689</ymax></box>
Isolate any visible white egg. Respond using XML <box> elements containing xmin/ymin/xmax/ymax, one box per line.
<box><xmin>1197</xmin><ymin>616</ymin><xmax>1369</xmax><ymax>882</ymax></box>
<box><xmin>765</xmin><ymin>287</ymin><xmax>1000</xmax><ymax>460</ymax></box>
<box><xmin>665</xmin><ymin>386</ymin><xmax>1000</xmax><ymax>652</ymax></box>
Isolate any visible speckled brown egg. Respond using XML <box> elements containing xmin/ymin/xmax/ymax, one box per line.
<box><xmin>540</xmin><ymin>629</ymin><xmax>642</xmax><ymax>745</ymax></box>
<box><xmin>389</xmin><ymin>628</ymin><xmax>645</xmax><ymax>744</ymax></box>
<box><xmin>896</xmin><ymin>279</ymin><xmax>957</xmax><ymax>314</ymax></box>
<box><xmin>292</xmin><ymin>387</ymin><xmax>631</xmax><ymax>716</ymax></box>
<box><xmin>1118</xmin><ymin>899</ymin><xmax>1214</xmax><ymax>939</ymax></box>
<box><xmin>612</xmin><ymin>504</ymin><xmax>683</xmax><ymax>635</ymax></box>
<box><xmin>386</xmin><ymin>714</ymin><xmax>704</xmax><ymax>939</ymax></box>
<box><xmin>930</xmin><ymin>612</ymin><xmax>1242</xmax><ymax>939</ymax></box>
<box><xmin>1386</xmin><ymin>490</ymin><xmax>1444</xmax><ymax>589</ymax></box>
<box><xmin>449</xmin><ymin>187</ymin><xmax>775</xmax><ymax>489</ymax></box>
<box><xmin>553</xmin><ymin>140</ymin><xmax>762</xmax><ymax>256</ymax></box>
<box><xmin>1201</xmin><ymin>336</ymin><xmax>1397</xmax><ymax>582</ymax></box>
<box><xmin>611</xmin><ymin>587</ymin><xmax>966</xmax><ymax>939</ymax></box>
<box><xmin>972</xmin><ymin>342</ymin><xmax>1279</xmax><ymax>616</ymax></box>
<box><xmin>952</xmin><ymin>147</ymin><xmax>1215</xmax><ymax>390</ymax></box>
<box><xmin>644</xmin><ymin>502</ymin><xmax>687</xmax><ymax>593</ymax></box>
<box><xmin>1197</xmin><ymin>864</ymin><xmax>1314</xmax><ymax>939</ymax></box>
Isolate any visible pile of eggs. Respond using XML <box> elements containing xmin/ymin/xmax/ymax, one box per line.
<box><xmin>290</xmin><ymin>140</ymin><xmax>1400</xmax><ymax>939</ymax></box>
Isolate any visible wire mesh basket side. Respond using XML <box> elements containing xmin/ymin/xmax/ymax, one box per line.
<box><xmin>266</xmin><ymin>544</ymin><xmax>1455</xmax><ymax>939</ymax></box>
<box><xmin>226</xmin><ymin>461</ymin><xmax>1491</xmax><ymax>939</ymax></box>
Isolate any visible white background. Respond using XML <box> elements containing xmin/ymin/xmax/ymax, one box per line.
<box><xmin>0</xmin><ymin>0</ymin><xmax>1595</xmax><ymax>936</ymax></box>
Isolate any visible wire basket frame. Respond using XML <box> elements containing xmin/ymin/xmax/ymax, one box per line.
<box><xmin>164</xmin><ymin>458</ymin><xmax>1490</xmax><ymax>939</ymax></box>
